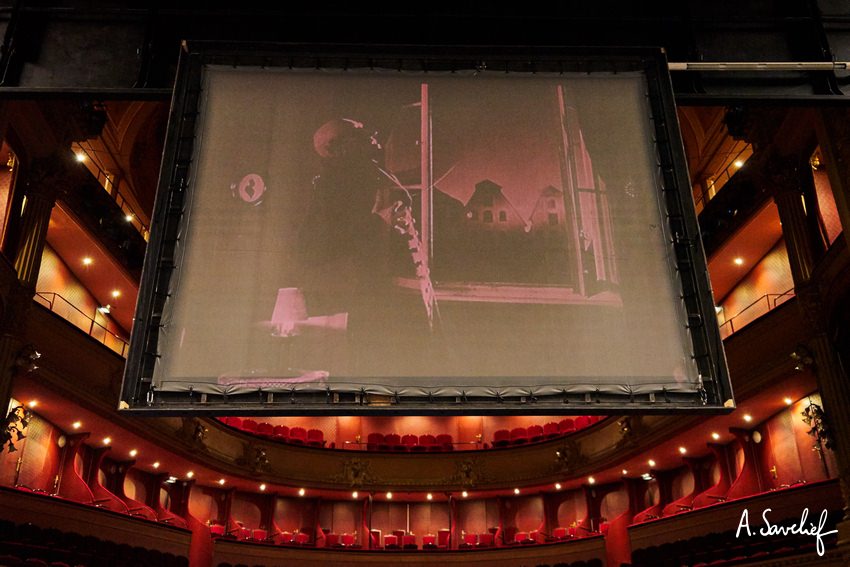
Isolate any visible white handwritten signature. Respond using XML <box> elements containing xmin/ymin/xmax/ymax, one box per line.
<box><xmin>736</xmin><ymin>508</ymin><xmax>837</xmax><ymax>557</ymax></box>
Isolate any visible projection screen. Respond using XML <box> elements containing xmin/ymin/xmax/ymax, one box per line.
<box><xmin>121</xmin><ymin>45</ymin><xmax>732</xmax><ymax>414</ymax></box>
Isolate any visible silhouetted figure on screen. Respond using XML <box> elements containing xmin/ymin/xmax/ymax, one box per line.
<box><xmin>294</xmin><ymin>118</ymin><xmax>435</xmax><ymax>375</ymax></box>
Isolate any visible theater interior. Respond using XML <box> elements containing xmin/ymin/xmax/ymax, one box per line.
<box><xmin>0</xmin><ymin>3</ymin><xmax>849</xmax><ymax>567</ymax></box>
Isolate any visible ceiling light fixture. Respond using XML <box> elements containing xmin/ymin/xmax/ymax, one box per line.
<box><xmin>82</xmin><ymin>257</ymin><xmax>93</xmax><ymax>266</ymax></box>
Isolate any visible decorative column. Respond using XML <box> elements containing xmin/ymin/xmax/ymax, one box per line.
<box><xmin>0</xmin><ymin>152</ymin><xmax>69</xmax><ymax>414</ymax></box>
<box><xmin>12</xmin><ymin>153</ymin><xmax>68</xmax><ymax>289</ymax></box>
<box><xmin>769</xmin><ymin>157</ymin><xmax>820</xmax><ymax>283</ymax></box>
<box><xmin>816</xmin><ymin>109</ymin><xmax>850</xmax><ymax>235</ymax></box>
<box><xmin>770</xmin><ymin>144</ymin><xmax>850</xmax><ymax>559</ymax></box>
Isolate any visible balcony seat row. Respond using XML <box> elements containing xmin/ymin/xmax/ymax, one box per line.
<box><xmin>219</xmin><ymin>418</ymin><xmax>327</xmax><ymax>447</ymax></box>
<box><xmin>491</xmin><ymin>416</ymin><xmax>602</xmax><ymax>448</ymax></box>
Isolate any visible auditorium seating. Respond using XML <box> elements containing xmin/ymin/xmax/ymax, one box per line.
<box><xmin>218</xmin><ymin>416</ymin><xmax>604</xmax><ymax>453</ymax></box>
<box><xmin>0</xmin><ymin>521</ymin><xmax>188</xmax><ymax>567</ymax></box>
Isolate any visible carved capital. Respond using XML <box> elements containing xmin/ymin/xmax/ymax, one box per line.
<box><xmin>175</xmin><ymin>417</ymin><xmax>208</xmax><ymax>451</ymax></box>
<box><xmin>331</xmin><ymin>457</ymin><xmax>375</xmax><ymax>487</ymax></box>
<box><xmin>552</xmin><ymin>438</ymin><xmax>586</xmax><ymax>475</ymax></box>
<box><xmin>235</xmin><ymin>442</ymin><xmax>270</xmax><ymax>475</ymax></box>
<box><xmin>446</xmin><ymin>458</ymin><xmax>488</xmax><ymax>489</ymax></box>
<box><xmin>25</xmin><ymin>153</ymin><xmax>74</xmax><ymax>202</ymax></box>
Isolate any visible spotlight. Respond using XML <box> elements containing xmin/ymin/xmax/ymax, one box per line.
<box><xmin>734</xmin><ymin>257</ymin><xmax>744</xmax><ymax>266</ymax></box>
<box><xmin>461</xmin><ymin>491</ymin><xmax>468</xmax><ymax>498</ymax></box>
<box><xmin>587</xmin><ymin>476</ymin><xmax>596</xmax><ymax>485</ymax></box>
<box><xmin>513</xmin><ymin>488</ymin><xmax>520</xmax><ymax>495</ymax></box>
<box><xmin>743</xmin><ymin>414</ymin><xmax>753</xmax><ymax>423</ymax></box>
<box><xmin>152</xmin><ymin>462</ymin><xmax>160</xmax><ymax>469</ymax></box>
<box><xmin>82</xmin><ymin>257</ymin><xmax>93</xmax><ymax>266</ymax></box>
<box><xmin>72</xmin><ymin>421</ymin><xmax>82</xmax><ymax>430</ymax></box>
<box><xmin>102</xmin><ymin>437</ymin><xmax>111</xmax><ymax>445</ymax></box>
<box><xmin>648</xmin><ymin>459</ymin><xmax>656</xmax><ymax>467</ymax></box>
<box><xmin>74</xmin><ymin>153</ymin><xmax>86</xmax><ymax>163</ymax></box>
<box><xmin>129</xmin><ymin>449</ymin><xmax>138</xmax><ymax>457</ymax></box>
<box><xmin>426</xmin><ymin>493</ymin><xmax>433</xmax><ymax>501</ymax></box>
<box><xmin>554</xmin><ymin>483</ymin><xmax>562</xmax><ymax>490</ymax></box>
<box><xmin>298</xmin><ymin>488</ymin><xmax>306</xmax><ymax>496</ymax></box>
<box><xmin>784</xmin><ymin>397</ymin><xmax>793</xmax><ymax>406</ymax></box>
<box><xmin>186</xmin><ymin>471</ymin><xmax>194</xmax><ymax>479</ymax></box>
<box><xmin>259</xmin><ymin>484</ymin><xmax>267</xmax><ymax>492</ymax></box>
<box><xmin>678</xmin><ymin>447</ymin><xmax>687</xmax><ymax>455</ymax></box>
<box><xmin>352</xmin><ymin>491</ymin><xmax>358</xmax><ymax>499</ymax></box>
<box><xmin>218</xmin><ymin>479</ymin><xmax>226</xmax><ymax>486</ymax></box>
<box><xmin>386</xmin><ymin>492</ymin><xmax>393</xmax><ymax>500</ymax></box>
<box><xmin>711</xmin><ymin>432</ymin><xmax>720</xmax><ymax>440</ymax></box>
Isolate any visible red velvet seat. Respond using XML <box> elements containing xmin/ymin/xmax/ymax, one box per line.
<box><xmin>224</xmin><ymin>416</ymin><xmax>242</xmax><ymax>429</ymax></box>
<box><xmin>514</xmin><ymin>531</ymin><xmax>529</xmax><ymax>544</ymax></box>
<box><xmin>326</xmin><ymin>533</ymin><xmax>340</xmax><ymax>547</ymax></box>
<box><xmin>306</xmin><ymin>428</ymin><xmax>324</xmax><ymax>447</ymax></box>
<box><xmin>492</xmin><ymin>429</ymin><xmax>511</xmax><ymax>447</ymax></box>
<box><xmin>241</xmin><ymin>419</ymin><xmax>258</xmax><ymax>433</ymax></box>
<box><xmin>559</xmin><ymin>418</ymin><xmax>575</xmax><ymax>434</ymax></box>
<box><xmin>422</xmin><ymin>534</ymin><xmax>436</xmax><ymax>547</ymax></box>
<box><xmin>252</xmin><ymin>528</ymin><xmax>267</xmax><ymax>541</ymax></box>
<box><xmin>543</xmin><ymin>421</ymin><xmax>560</xmax><ymax>438</ymax></box>
<box><xmin>418</xmin><ymin>434</ymin><xmax>437</xmax><ymax>451</ymax></box>
<box><xmin>289</xmin><ymin>426</ymin><xmax>307</xmax><ymax>445</ymax></box>
<box><xmin>385</xmin><ymin>433</ymin><xmax>404</xmax><ymax>451</ymax></box>
<box><xmin>384</xmin><ymin>534</ymin><xmax>399</xmax><ymax>548</ymax></box>
<box><xmin>510</xmin><ymin>427</ymin><xmax>529</xmax><ymax>444</ymax></box>
<box><xmin>401</xmin><ymin>434</ymin><xmax>418</xmax><ymax>450</ymax></box>
<box><xmin>527</xmin><ymin>424</ymin><xmax>544</xmax><ymax>443</ymax></box>
<box><xmin>209</xmin><ymin>524</ymin><xmax>225</xmax><ymax>537</ymax></box>
<box><xmin>295</xmin><ymin>532</ymin><xmax>309</xmax><ymax>544</ymax></box>
<box><xmin>402</xmin><ymin>534</ymin><xmax>417</xmax><ymax>549</ymax></box>
<box><xmin>435</xmin><ymin>433</ymin><xmax>453</xmax><ymax>451</ymax></box>
<box><xmin>437</xmin><ymin>528</ymin><xmax>450</xmax><ymax>548</ymax></box>
<box><xmin>273</xmin><ymin>424</ymin><xmax>289</xmax><ymax>441</ymax></box>
<box><xmin>341</xmin><ymin>533</ymin><xmax>355</xmax><ymax>546</ymax></box>
<box><xmin>574</xmin><ymin>415</ymin><xmax>591</xmax><ymax>429</ymax></box>
<box><xmin>553</xmin><ymin>526</ymin><xmax>568</xmax><ymax>539</ymax></box>
<box><xmin>367</xmin><ymin>432</ymin><xmax>384</xmax><ymax>451</ymax></box>
<box><xmin>256</xmin><ymin>422</ymin><xmax>274</xmax><ymax>437</ymax></box>
<box><xmin>477</xmin><ymin>533</ymin><xmax>493</xmax><ymax>547</ymax></box>
<box><xmin>462</xmin><ymin>533</ymin><xmax>477</xmax><ymax>547</ymax></box>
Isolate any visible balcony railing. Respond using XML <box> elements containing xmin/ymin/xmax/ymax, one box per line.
<box><xmin>718</xmin><ymin>288</ymin><xmax>795</xmax><ymax>339</ymax></box>
<box><xmin>34</xmin><ymin>292</ymin><xmax>129</xmax><ymax>357</ymax></box>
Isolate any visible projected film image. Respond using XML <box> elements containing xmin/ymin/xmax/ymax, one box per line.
<box><xmin>151</xmin><ymin>68</ymin><xmax>700</xmax><ymax>398</ymax></box>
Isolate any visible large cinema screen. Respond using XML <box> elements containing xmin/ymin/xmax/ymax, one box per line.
<box><xmin>121</xmin><ymin>45</ymin><xmax>732</xmax><ymax>414</ymax></box>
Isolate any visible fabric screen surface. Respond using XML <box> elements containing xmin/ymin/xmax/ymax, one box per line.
<box><xmin>152</xmin><ymin>66</ymin><xmax>701</xmax><ymax>397</ymax></box>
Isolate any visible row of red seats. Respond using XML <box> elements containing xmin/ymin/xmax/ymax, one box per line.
<box><xmin>491</xmin><ymin>416</ymin><xmax>602</xmax><ymax>448</ymax></box>
<box><xmin>366</xmin><ymin>433</ymin><xmax>454</xmax><ymax>452</ymax></box>
<box><xmin>209</xmin><ymin>524</ymin><xmax>310</xmax><ymax>545</ymax></box>
<box><xmin>219</xmin><ymin>418</ymin><xmax>327</xmax><ymax>447</ymax></box>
